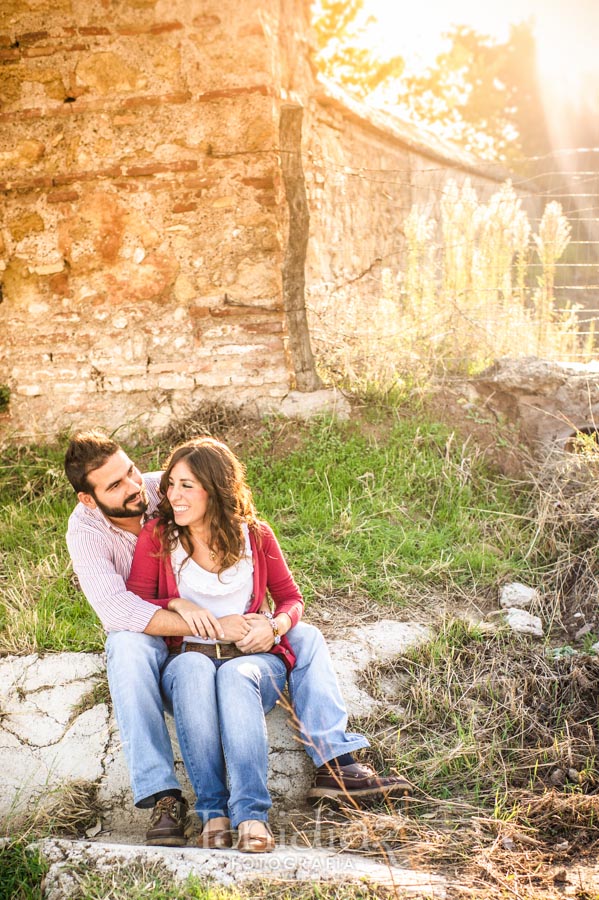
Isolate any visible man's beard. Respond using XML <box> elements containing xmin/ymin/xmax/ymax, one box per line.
<box><xmin>92</xmin><ymin>484</ymin><xmax>149</xmax><ymax>519</ymax></box>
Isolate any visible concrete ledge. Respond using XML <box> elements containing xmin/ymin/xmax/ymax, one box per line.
<box><xmin>0</xmin><ymin>621</ymin><xmax>429</xmax><ymax>839</ymax></box>
<box><xmin>39</xmin><ymin>838</ymin><xmax>447</xmax><ymax>899</ymax></box>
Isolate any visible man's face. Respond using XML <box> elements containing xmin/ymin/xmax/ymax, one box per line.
<box><xmin>81</xmin><ymin>450</ymin><xmax>148</xmax><ymax>520</ymax></box>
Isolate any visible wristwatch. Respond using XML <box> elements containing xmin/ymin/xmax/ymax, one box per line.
<box><xmin>260</xmin><ymin>610</ymin><xmax>281</xmax><ymax>645</ymax></box>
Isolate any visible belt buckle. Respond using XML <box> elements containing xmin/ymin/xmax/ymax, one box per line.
<box><xmin>215</xmin><ymin>643</ymin><xmax>222</xmax><ymax>660</ymax></box>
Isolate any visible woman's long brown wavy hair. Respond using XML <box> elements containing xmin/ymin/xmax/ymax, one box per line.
<box><xmin>156</xmin><ymin>437</ymin><xmax>260</xmax><ymax>574</ymax></box>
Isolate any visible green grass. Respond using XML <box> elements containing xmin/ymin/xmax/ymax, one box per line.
<box><xmin>0</xmin><ymin>444</ymin><xmax>105</xmax><ymax>653</ymax></box>
<box><xmin>245</xmin><ymin>415</ymin><xmax>535</xmax><ymax>604</ymax></box>
<box><xmin>0</xmin><ymin>409</ymin><xmax>537</xmax><ymax>653</ymax></box>
<box><xmin>0</xmin><ymin>841</ymin><xmax>48</xmax><ymax>900</ymax></box>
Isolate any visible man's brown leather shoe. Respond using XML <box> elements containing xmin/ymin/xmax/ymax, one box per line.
<box><xmin>307</xmin><ymin>762</ymin><xmax>413</xmax><ymax>804</ymax></box>
<box><xmin>145</xmin><ymin>796</ymin><xmax>189</xmax><ymax>846</ymax></box>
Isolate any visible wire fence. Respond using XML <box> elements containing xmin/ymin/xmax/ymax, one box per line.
<box><xmin>305</xmin><ymin>148</ymin><xmax>599</xmax><ymax>383</ymax></box>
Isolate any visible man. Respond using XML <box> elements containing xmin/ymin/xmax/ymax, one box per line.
<box><xmin>65</xmin><ymin>429</ymin><xmax>411</xmax><ymax>846</ymax></box>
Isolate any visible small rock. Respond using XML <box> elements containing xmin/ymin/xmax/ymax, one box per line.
<box><xmin>280</xmin><ymin>389</ymin><xmax>351</xmax><ymax>421</ymax></box>
<box><xmin>553</xmin><ymin>869</ymin><xmax>568</xmax><ymax>884</ymax></box>
<box><xmin>567</xmin><ymin>768</ymin><xmax>580</xmax><ymax>784</ymax></box>
<box><xmin>504</xmin><ymin>607</ymin><xmax>543</xmax><ymax>637</ymax></box>
<box><xmin>501</xmin><ymin>837</ymin><xmax>517</xmax><ymax>851</ymax></box>
<box><xmin>85</xmin><ymin>818</ymin><xmax>102</xmax><ymax>838</ymax></box>
<box><xmin>590</xmin><ymin>641</ymin><xmax>599</xmax><ymax>656</ymax></box>
<box><xmin>549</xmin><ymin>768</ymin><xmax>565</xmax><ymax>786</ymax></box>
<box><xmin>499</xmin><ymin>583</ymin><xmax>539</xmax><ymax>609</ymax></box>
<box><xmin>554</xmin><ymin>840</ymin><xmax>569</xmax><ymax>851</ymax></box>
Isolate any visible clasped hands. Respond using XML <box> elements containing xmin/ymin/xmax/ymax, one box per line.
<box><xmin>168</xmin><ymin>598</ymin><xmax>281</xmax><ymax>652</ymax></box>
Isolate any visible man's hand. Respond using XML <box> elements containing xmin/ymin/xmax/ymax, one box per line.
<box><xmin>235</xmin><ymin>613</ymin><xmax>276</xmax><ymax>653</ymax></box>
<box><xmin>167</xmin><ymin>598</ymin><xmax>225</xmax><ymax>640</ymax></box>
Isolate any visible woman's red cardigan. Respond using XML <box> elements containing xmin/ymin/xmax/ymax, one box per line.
<box><xmin>126</xmin><ymin>519</ymin><xmax>304</xmax><ymax>671</ymax></box>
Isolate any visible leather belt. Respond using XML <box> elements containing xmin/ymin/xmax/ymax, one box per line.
<box><xmin>173</xmin><ymin>641</ymin><xmax>245</xmax><ymax>660</ymax></box>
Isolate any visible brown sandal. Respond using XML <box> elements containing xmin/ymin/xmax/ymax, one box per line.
<box><xmin>198</xmin><ymin>817</ymin><xmax>233</xmax><ymax>849</ymax></box>
<box><xmin>237</xmin><ymin>820</ymin><xmax>275</xmax><ymax>854</ymax></box>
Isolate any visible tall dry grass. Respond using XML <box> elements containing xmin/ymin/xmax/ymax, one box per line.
<box><xmin>311</xmin><ymin>179</ymin><xmax>590</xmax><ymax>387</ymax></box>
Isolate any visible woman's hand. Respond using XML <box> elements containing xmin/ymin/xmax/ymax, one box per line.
<box><xmin>168</xmin><ymin>598</ymin><xmax>225</xmax><ymax>640</ymax></box>
<box><xmin>235</xmin><ymin>613</ymin><xmax>276</xmax><ymax>653</ymax></box>
<box><xmin>218</xmin><ymin>614</ymin><xmax>252</xmax><ymax>643</ymax></box>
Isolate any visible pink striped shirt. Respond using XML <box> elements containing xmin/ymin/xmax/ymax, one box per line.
<box><xmin>66</xmin><ymin>473</ymin><xmax>166</xmax><ymax>632</ymax></box>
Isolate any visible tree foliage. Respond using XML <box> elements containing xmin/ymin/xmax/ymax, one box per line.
<box><xmin>312</xmin><ymin>3</ymin><xmax>551</xmax><ymax>163</ymax></box>
<box><xmin>395</xmin><ymin>23</ymin><xmax>551</xmax><ymax>161</ymax></box>
<box><xmin>312</xmin><ymin>0</ymin><xmax>404</xmax><ymax>98</ymax></box>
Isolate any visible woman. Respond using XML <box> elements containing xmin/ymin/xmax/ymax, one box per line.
<box><xmin>126</xmin><ymin>437</ymin><xmax>303</xmax><ymax>853</ymax></box>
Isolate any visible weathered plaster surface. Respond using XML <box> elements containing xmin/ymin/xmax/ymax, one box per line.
<box><xmin>38</xmin><ymin>838</ymin><xmax>447</xmax><ymax>898</ymax></box>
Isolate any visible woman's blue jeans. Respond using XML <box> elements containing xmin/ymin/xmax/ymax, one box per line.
<box><xmin>161</xmin><ymin>650</ymin><xmax>287</xmax><ymax>827</ymax></box>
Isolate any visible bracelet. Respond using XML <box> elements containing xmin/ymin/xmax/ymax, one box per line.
<box><xmin>260</xmin><ymin>610</ymin><xmax>281</xmax><ymax>645</ymax></box>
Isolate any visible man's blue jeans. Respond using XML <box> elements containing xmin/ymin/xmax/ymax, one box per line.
<box><xmin>105</xmin><ymin>622</ymin><xmax>369</xmax><ymax>808</ymax></box>
<box><xmin>286</xmin><ymin>623</ymin><xmax>369</xmax><ymax>764</ymax></box>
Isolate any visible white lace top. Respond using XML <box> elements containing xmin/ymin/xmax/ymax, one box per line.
<box><xmin>171</xmin><ymin>523</ymin><xmax>254</xmax><ymax>644</ymax></box>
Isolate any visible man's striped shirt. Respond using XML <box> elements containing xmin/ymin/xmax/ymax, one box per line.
<box><xmin>66</xmin><ymin>473</ymin><xmax>163</xmax><ymax>632</ymax></box>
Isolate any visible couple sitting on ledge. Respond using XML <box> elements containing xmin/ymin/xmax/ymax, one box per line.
<box><xmin>64</xmin><ymin>429</ymin><xmax>412</xmax><ymax>854</ymax></box>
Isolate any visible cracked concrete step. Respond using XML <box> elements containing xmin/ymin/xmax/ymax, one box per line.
<box><xmin>39</xmin><ymin>838</ymin><xmax>447</xmax><ymax>899</ymax></box>
<box><xmin>1</xmin><ymin>621</ymin><xmax>429</xmax><ymax>836</ymax></box>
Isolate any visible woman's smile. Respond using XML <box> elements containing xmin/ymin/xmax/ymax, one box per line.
<box><xmin>166</xmin><ymin>460</ymin><xmax>209</xmax><ymax>528</ymax></box>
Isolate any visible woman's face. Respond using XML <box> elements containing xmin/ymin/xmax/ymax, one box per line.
<box><xmin>166</xmin><ymin>459</ymin><xmax>209</xmax><ymax>530</ymax></box>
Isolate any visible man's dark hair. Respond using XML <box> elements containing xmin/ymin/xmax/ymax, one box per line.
<box><xmin>64</xmin><ymin>429</ymin><xmax>121</xmax><ymax>493</ymax></box>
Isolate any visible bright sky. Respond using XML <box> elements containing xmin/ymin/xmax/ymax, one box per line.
<box><xmin>364</xmin><ymin>0</ymin><xmax>599</xmax><ymax>96</ymax></box>
<box><xmin>362</xmin><ymin>0</ymin><xmax>599</xmax><ymax>150</ymax></box>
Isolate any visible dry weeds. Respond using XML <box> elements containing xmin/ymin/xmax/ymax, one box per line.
<box><xmin>26</xmin><ymin>779</ymin><xmax>101</xmax><ymax>837</ymax></box>
<box><xmin>290</xmin><ymin>618</ymin><xmax>599</xmax><ymax>899</ymax></box>
<box><xmin>530</xmin><ymin>438</ymin><xmax>599</xmax><ymax>637</ymax></box>
<box><xmin>156</xmin><ymin>401</ymin><xmax>261</xmax><ymax>451</ymax></box>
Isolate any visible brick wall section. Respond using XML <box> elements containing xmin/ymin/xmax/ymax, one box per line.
<box><xmin>0</xmin><ymin>0</ymin><xmax>292</xmax><ymax>439</ymax></box>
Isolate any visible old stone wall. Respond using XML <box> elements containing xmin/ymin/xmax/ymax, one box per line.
<box><xmin>0</xmin><ymin>0</ymin><xmax>536</xmax><ymax>440</ymax></box>
<box><xmin>0</xmin><ymin>0</ymin><xmax>298</xmax><ymax>439</ymax></box>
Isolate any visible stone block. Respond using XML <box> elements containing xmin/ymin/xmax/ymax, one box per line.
<box><xmin>7</xmin><ymin>138</ymin><xmax>46</xmax><ymax>168</ymax></box>
<box><xmin>75</xmin><ymin>52</ymin><xmax>145</xmax><ymax>95</ymax></box>
<box><xmin>58</xmin><ymin>191</ymin><xmax>126</xmax><ymax>268</ymax></box>
<box><xmin>0</xmin><ymin>653</ymin><xmax>109</xmax><ymax>822</ymax></box>
<box><xmin>38</xmin><ymin>838</ymin><xmax>447</xmax><ymax>897</ymax></box>
<box><xmin>8</xmin><ymin>211</ymin><xmax>45</xmax><ymax>242</ymax></box>
<box><xmin>156</xmin><ymin>373</ymin><xmax>195</xmax><ymax>390</ymax></box>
